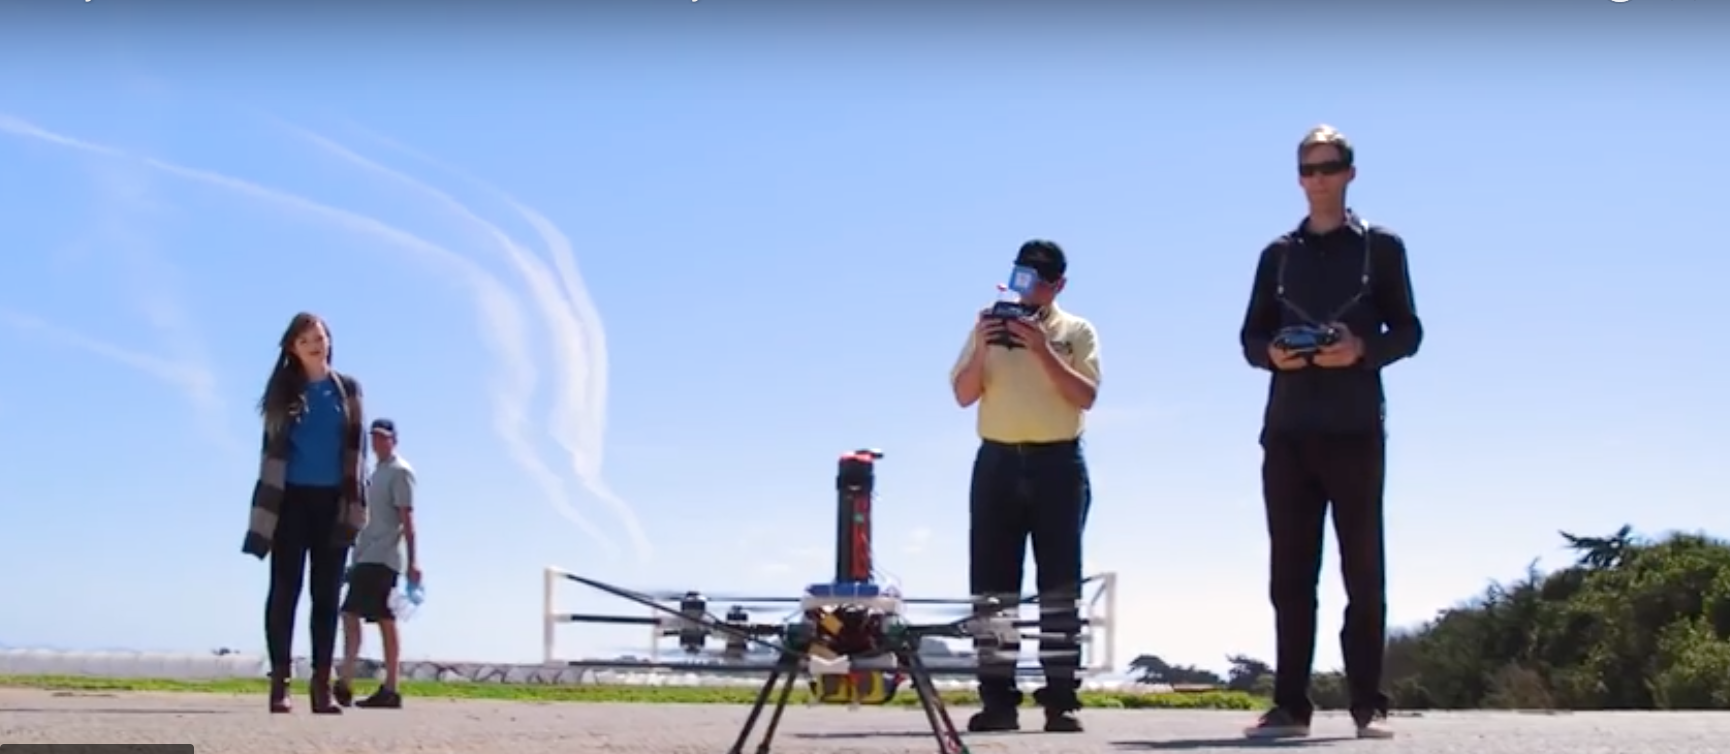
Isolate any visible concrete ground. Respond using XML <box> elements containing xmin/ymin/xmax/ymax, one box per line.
<box><xmin>1</xmin><ymin>688</ymin><xmax>1724</xmax><ymax>753</ymax></box>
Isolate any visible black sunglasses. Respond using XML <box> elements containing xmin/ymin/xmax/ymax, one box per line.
<box><xmin>1298</xmin><ymin>160</ymin><xmax>1350</xmax><ymax>178</ymax></box>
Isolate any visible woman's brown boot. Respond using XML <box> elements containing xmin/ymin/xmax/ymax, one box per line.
<box><xmin>268</xmin><ymin>671</ymin><xmax>292</xmax><ymax>713</ymax></box>
<box><xmin>309</xmin><ymin>666</ymin><xmax>343</xmax><ymax>715</ymax></box>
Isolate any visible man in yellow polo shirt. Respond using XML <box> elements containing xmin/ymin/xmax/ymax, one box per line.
<box><xmin>949</xmin><ymin>239</ymin><xmax>1100</xmax><ymax>735</ymax></box>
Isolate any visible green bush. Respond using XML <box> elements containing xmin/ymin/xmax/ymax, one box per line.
<box><xmin>1379</xmin><ymin>527</ymin><xmax>1730</xmax><ymax>710</ymax></box>
<box><xmin>1650</xmin><ymin>617</ymin><xmax>1730</xmax><ymax>709</ymax></box>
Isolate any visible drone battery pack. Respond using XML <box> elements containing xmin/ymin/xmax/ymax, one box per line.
<box><xmin>810</xmin><ymin>671</ymin><xmax>900</xmax><ymax>705</ymax></box>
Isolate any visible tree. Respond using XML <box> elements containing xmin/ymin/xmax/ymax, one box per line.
<box><xmin>1126</xmin><ymin>526</ymin><xmax>1730</xmax><ymax>711</ymax></box>
<box><xmin>1379</xmin><ymin>527</ymin><xmax>1730</xmax><ymax>710</ymax></box>
<box><xmin>1560</xmin><ymin>524</ymin><xmax>1638</xmax><ymax>570</ymax></box>
<box><xmin>1128</xmin><ymin>654</ymin><xmax>1225</xmax><ymax>686</ymax></box>
<box><xmin>1128</xmin><ymin>654</ymin><xmax>1173</xmax><ymax>684</ymax></box>
<box><xmin>1225</xmin><ymin>654</ymin><xmax>1273</xmax><ymax>695</ymax></box>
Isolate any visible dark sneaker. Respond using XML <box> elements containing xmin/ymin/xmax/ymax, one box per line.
<box><xmin>1353</xmin><ymin>708</ymin><xmax>1395</xmax><ymax>739</ymax></box>
<box><xmin>1242</xmin><ymin>706</ymin><xmax>1311</xmax><ymax>739</ymax></box>
<box><xmin>966</xmin><ymin>705</ymin><xmax>1020</xmax><ymax>732</ymax></box>
<box><xmin>356</xmin><ymin>687</ymin><xmax>403</xmax><ymax>709</ymax></box>
<box><xmin>332</xmin><ymin>681</ymin><xmax>354</xmax><ymax>708</ymax></box>
<box><xmin>1043</xmin><ymin>708</ymin><xmax>1083</xmax><ymax>733</ymax></box>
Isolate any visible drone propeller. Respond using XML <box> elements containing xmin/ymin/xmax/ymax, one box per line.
<box><xmin>602</xmin><ymin>644</ymin><xmax>785</xmax><ymax>662</ymax></box>
<box><xmin>953</xmin><ymin>648</ymin><xmax>1084</xmax><ymax>663</ymax></box>
<box><xmin>905</xmin><ymin>619</ymin><xmax>1088</xmax><ymax>649</ymax></box>
<box><xmin>636</xmin><ymin>589</ymin><xmax>805</xmax><ymax>604</ymax></box>
<box><xmin>918</xmin><ymin>596</ymin><xmax>1092</xmax><ymax>623</ymax></box>
<box><xmin>564</xmin><ymin>657</ymin><xmax>787</xmax><ymax>674</ymax></box>
<box><xmin>587</xmin><ymin>647</ymin><xmax>1080</xmax><ymax>670</ymax></box>
<box><xmin>562</xmin><ymin>573</ymin><xmax>805</xmax><ymax>658</ymax></box>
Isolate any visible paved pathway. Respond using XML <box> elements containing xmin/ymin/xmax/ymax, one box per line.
<box><xmin>1</xmin><ymin>689</ymin><xmax>1724</xmax><ymax>753</ymax></box>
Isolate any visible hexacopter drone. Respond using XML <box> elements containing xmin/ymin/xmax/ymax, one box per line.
<box><xmin>542</xmin><ymin>448</ymin><xmax>1119</xmax><ymax>754</ymax></box>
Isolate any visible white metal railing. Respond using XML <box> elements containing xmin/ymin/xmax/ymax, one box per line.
<box><xmin>542</xmin><ymin>566</ymin><xmax>1119</xmax><ymax>676</ymax></box>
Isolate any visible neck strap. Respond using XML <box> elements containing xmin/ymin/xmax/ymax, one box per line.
<box><xmin>1275</xmin><ymin>213</ymin><xmax>1374</xmax><ymax>325</ymax></box>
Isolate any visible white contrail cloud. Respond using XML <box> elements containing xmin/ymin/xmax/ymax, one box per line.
<box><xmin>0</xmin><ymin>309</ymin><xmax>221</xmax><ymax>408</ymax></box>
<box><xmin>83</xmin><ymin>161</ymin><xmax>236</xmax><ymax>451</ymax></box>
<box><xmin>0</xmin><ymin>112</ymin><xmax>622</xmax><ymax>560</ymax></box>
<box><xmin>320</xmin><ymin>123</ymin><xmax>652</xmax><ymax>564</ymax></box>
<box><xmin>0</xmin><ymin>153</ymin><xmax>233</xmax><ymax>451</ymax></box>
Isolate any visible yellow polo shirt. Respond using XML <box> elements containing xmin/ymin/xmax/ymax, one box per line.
<box><xmin>949</xmin><ymin>303</ymin><xmax>1102</xmax><ymax>444</ymax></box>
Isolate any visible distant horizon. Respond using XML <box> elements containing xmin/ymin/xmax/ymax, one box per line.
<box><xmin>0</xmin><ymin>643</ymin><xmax>1143</xmax><ymax>687</ymax></box>
<box><xmin>7</xmin><ymin>524</ymin><xmax>1723</xmax><ymax>676</ymax></box>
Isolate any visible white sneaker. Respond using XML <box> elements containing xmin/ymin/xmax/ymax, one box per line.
<box><xmin>1355</xmin><ymin>711</ymin><xmax>1395</xmax><ymax>739</ymax></box>
<box><xmin>1242</xmin><ymin>708</ymin><xmax>1311</xmax><ymax>739</ymax></box>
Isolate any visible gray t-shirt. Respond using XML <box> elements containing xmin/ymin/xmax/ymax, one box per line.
<box><xmin>354</xmin><ymin>454</ymin><xmax>416</xmax><ymax>572</ymax></box>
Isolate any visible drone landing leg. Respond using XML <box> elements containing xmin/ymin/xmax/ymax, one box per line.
<box><xmin>749</xmin><ymin>662</ymin><xmax>801</xmax><ymax>754</ymax></box>
<box><xmin>726</xmin><ymin>654</ymin><xmax>800</xmax><ymax>754</ymax></box>
<box><xmin>725</xmin><ymin>664</ymin><xmax>783</xmax><ymax>754</ymax></box>
<box><xmin>899</xmin><ymin>649</ymin><xmax>970</xmax><ymax>754</ymax></box>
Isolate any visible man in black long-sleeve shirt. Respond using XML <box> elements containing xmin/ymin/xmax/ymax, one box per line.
<box><xmin>1238</xmin><ymin>125</ymin><xmax>1423</xmax><ymax>741</ymax></box>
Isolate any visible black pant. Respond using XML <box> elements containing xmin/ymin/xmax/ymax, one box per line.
<box><xmin>968</xmin><ymin>438</ymin><xmax>1090</xmax><ymax>710</ymax></box>
<box><xmin>1261</xmin><ymin>432</ymin><xmax>1390</xmax><ymax>718</ymax></box>
<box><xmin>265</xmin><ymin>484</ymin><xmax>349</xmax><ymax>675</ymax></box>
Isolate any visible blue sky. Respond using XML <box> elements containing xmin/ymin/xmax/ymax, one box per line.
<box><xmin>0</xmin><ymin>1</ymin><xmax>1724</xmax><ymax>676</ymax></box>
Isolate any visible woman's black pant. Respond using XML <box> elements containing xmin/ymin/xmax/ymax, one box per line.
<box><xmin>1261</xmin><ymin>432</ymin><xmax>1390</xmax><ymax>718</ymax></box>
<box><xmin>265</xmin><ymin>484</ymin><xmax>349</xmax><ymax>676</ymax></box>
<box><xmin>968</xmin><ymin>438</ymin><xmax>1091</xmax><ymax>711</ymax></box>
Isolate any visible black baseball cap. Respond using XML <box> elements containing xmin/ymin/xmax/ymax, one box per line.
<box><xmin>370</xmin><ymin>418</ymin><xmax>398</xmax><ymax>438</ymax></box>
<box><xmin>1014</xmin><ymin>239</ymin><xmax>1067</xmax><ymax>281</ymax></box>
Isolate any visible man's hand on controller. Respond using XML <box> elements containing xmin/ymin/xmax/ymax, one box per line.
<box><xmin>1003</xmin><ymin>317</ymin><xmax>1050</xmax><ymax>352</ymax></box>
<box><xmin>975</xmin><ymin>310</ymin><xmax>1007</xmax><ymax>342</ymax></box>
<box><xmin>1312</xmin><ymin>322</ymin><xmax>1365</xmax><ymax>368</ymax></box>
<box><xmin>1267</xmin><ymin>343</ymin><xmax>1309</xmax><ymax>371</ymax></box>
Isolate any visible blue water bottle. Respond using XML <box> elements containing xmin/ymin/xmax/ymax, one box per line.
<box><xmin>389</xmin><ymin>579</ymin><xmax>425</xmax><ymax>622</ymax></box>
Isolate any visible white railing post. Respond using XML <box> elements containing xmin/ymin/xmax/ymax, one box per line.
<box><xmin>1102</xmin><ymin>571</ymin><xmax>1118</xmax><ymax>673</ymax></box>
<box><xmin>542</xmin><ymin>567</ymin><xmax>557</xmax><ymax>665</ymax></box>
<box><xmin>1079</xmin><ymin>571</ymin><xmax>1118</xmax><ymax>677</ymax></box>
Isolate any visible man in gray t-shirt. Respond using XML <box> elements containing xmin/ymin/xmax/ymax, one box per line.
<box><xmin>335</xmin><ymin>418</ymin><xmax>420</xmax><ymax>709</ymax></box>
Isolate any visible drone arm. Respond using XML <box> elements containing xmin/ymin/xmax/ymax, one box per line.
<box><xmin>562</xmin><ymin>613</ymin><xmax>660</xmax><ymax>626</ymax></box>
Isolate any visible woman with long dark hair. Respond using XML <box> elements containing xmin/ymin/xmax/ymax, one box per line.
<box><xmin>241</xmin><ymin>312</ymin><xmax>367</xmax><ymax>714</ymax></box>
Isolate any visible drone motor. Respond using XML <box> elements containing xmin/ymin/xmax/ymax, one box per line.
<box><xmin>721</xmin><ymin>605</ymin><xmax>751</xmax><ymax>660</ymax></box>
<box><xmin>967</xmin><ymin>612</ymin><xmax>1020</xmax><ymax>653</ymax></box>
<box><xmin>676</xmin><ymin>591</ymin><xmax>707</xmax><ymax>654</ymax></box>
